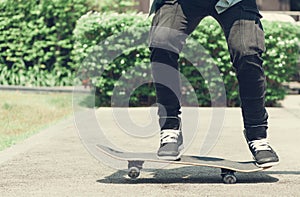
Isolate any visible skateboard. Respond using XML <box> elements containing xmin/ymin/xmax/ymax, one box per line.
<box><xmin>96</xmin><ymin>145</ymin><xmax>270</xmax><ymax>184</ymax></box>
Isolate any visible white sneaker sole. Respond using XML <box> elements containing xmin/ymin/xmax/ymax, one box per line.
<box><xmin>255</xmin><ymin>161</ymin><xmax>280</xmax><ymax>168</ymax></box>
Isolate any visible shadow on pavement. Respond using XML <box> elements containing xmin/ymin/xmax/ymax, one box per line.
<box><xmin>265</xmin><ymin>171</ymin><xmax>300</xmax><ymax>175</ymax></box>
<box><xmin>97</xmin><ymin>166</ymin><xmax>279</xmax><ymax>184</ymax></box>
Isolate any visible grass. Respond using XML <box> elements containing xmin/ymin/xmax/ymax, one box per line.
<box><xmin>0</xmin><ymin>91</ymin><xmax>73</xmax><ymax>151</ymax></box>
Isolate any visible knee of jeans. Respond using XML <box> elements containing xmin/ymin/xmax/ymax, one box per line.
<box><xmin>150</xmin><ymin>47</ymin><xmax>179</xmax><ymax>66</ymax></box>
<box><xmin>149</xmin><ymin>27</ymin><xmax>187</xmax><ymax>54</ymax></box>
<box><xmin>235</xmin><ymin>55</ymin><xmax>264</xmax><ymax>76</ymax></box>
<box><xmin>236</xmin><ymin>55</ymin><xmax>266</xmax><ymax>98</ymax></box>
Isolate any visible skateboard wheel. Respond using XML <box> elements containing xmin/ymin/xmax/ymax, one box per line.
<box><xmin>128</xmin><ymin>167</ymin><xmax>140</xmax><ymax>179</ymax></box>
<box><xmin>222</xmin><ymin>174</ymin><xmax>237</xmax><ymax>184</ymax></box>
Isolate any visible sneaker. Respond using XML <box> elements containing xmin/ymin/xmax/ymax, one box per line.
<box><xmin>244</xmin><ymin>130</ymin><xmax>279</xmax><ymax>168</ymax></box>
<box><xmin>157</xmin><ymin>129</ymin><xmax>184</xmax><ymax>160</ymax></box>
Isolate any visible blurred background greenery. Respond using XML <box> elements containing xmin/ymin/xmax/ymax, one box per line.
<box><xmin>0</xmin><ymin>0</ymin><xmax>299</xmax><ymax>107</ymax></box>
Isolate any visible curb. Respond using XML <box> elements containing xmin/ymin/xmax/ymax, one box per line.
<box><xmin>0</xmin><ymin>85</ymin><xmax>91</xmax><ymax>93</ymax></box>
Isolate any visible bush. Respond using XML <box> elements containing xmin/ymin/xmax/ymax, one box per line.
<box><xmin>86</xmin><ymin>0</ymin><xmax>138</xmax><ymax>13</ymax></box>
<box><xmin>0</xmin><ymin>0</ymin><xmax>88</xmax><ymax>86</ymax></box>
<box><xmin>71</xmin><ymin>12</ymin><xmax>152</xmax><ymax>106</ymax></box>
<box><xmin>72</xmin><ymin>12</ymin><xmax>300</xmax><ymax>107</ymax></box>
<box><xmin>262</xmin><ymin>21</ymin><xmax>300</xmax><ymax>105</ymax></box>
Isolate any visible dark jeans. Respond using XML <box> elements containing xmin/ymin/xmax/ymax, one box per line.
<box><xmin>149</xmin><ymin>0</ymin><xmax>268</xmax><ymax>139</ymax></box>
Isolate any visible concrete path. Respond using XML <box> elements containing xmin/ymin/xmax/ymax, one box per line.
<box><xmin>0</xmin><ymin>95</ymin><xmax>299</xmax><ymax>196</ymax></box>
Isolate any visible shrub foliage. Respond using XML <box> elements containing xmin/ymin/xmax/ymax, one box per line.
<box><xmin>0</xmin><ymin>0</ymin><xmax>88</xmax><ymax>86</ymax></box>
<box><xmin>1</xmin><ymin>4</ymin><xmax>299</xmax><ymax>106</ymax></box>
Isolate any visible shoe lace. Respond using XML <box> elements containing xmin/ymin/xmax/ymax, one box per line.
<box><xmin>160</xmin><ymin>129</ymin><xmax>180</xmax><ymax>144</ymax></box>
<box><xmin>248</xmin><ymin>139</ymin><xmax>271</xmax><ymax>152</ymax></box>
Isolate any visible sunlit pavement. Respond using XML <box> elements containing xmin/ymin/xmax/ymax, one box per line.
<box><xmin>0</xmin><ymin>95</ymin><xmax>299</xmax><ymax>196</ymax></box>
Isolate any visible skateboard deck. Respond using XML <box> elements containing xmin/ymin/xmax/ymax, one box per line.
<box><xmin>96</xmin><ymin>144</ymin><xmax>269</xmax><ymax>184</ymax></box>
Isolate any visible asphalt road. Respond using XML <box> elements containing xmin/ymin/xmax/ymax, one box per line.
<box><xmin>0</xmin><ymin>95</ymin><xmax>299</xmax><ymax>196</ymax></box>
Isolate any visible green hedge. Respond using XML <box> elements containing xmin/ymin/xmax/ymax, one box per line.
<box><xmin>72</xmin><ymin>12</ymin><xmax>300</xmax><ymax>107</ymax></box>
<box><xmin>71</xmin><ymin>12</ymin><xmax>152</xmax><ymax>106</ymax></box>
<box><xmin>0</xmin><ymin>0</ymin><xmax>88</xmax><ymax>86</ymax></box>
<box><xmin>86</xmin><ymin>0</ymin><xmax>138</xmax><ymax>13</ymax></box>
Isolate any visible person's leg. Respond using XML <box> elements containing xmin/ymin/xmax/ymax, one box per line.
<box><xmin>212</xmin><ymin>0</ymin><xmax>279</xmax><ymax>167</ymax></box>
<box><xmin>149</xmin><ymin>0</ymin><xmax>207</xmax><ymax>160</ymax></box>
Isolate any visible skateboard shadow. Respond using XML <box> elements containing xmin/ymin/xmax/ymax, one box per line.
<box><xmin>265</xmin><ymin>171</ymin><xmax>300</xmax><ymax>175</ymax></box>
<box><xmin>96</xmin><ymin>166</ymin><xmax>278</xmax><ymax>184</ymax></box>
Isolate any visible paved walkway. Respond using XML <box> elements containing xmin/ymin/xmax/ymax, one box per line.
<box><xmin>0</xmin><ymin>95</ymin><xmax>299</xmax><ymax>196</ymax></box>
